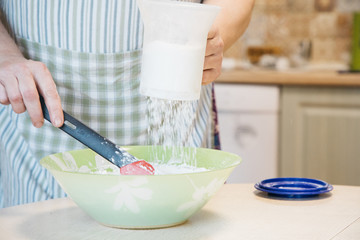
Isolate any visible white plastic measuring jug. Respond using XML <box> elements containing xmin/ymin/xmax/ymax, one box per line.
<box><xmin>137</xmin><ymin>0</ymin><xmax>220</xmax><ymax>101</ymax></box>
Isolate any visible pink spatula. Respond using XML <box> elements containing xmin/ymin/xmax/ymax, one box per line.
<box><xmin>40</xmin><ymin>96</ymin><xmax>155</xmax><ymax>175</ymax></box>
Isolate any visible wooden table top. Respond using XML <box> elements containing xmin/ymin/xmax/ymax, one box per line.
<box><xmin>1</xmin><ymin>184</ymin><xmax>359</xmax><ymax>240</ymax></box>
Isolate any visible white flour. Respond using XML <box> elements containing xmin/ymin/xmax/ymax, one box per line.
<box><xmin>90</xmin><ymin>162</ymin><xmax>208</xmax><ymax>175</ymax></box>
<box><xmin>152</xmin><ymin>162</ymin><xmax>208</xmax><ymax>175</ymax></box>
<box><xmin>140</xmin><ymin>41</ymin><xmax>205</xmax><ymax>100</ymax></box>
<box><xmin>139</xmin><ymin>40</ymin><xmax>207</xmax><ymax>173</ymax></box>
<box><xmin>146</xmin><ymin>97</ymin><xmax>198</xmax><ymax>167</ymax></box>
<box><xmin>66</xmin><ymin>154</ymin><xmax>208</xmax><ymax>175</ymax></box>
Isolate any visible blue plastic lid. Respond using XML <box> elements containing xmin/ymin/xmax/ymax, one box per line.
<box><xmin>254</xmin><ymin>177</ymin><xmax>333</xmax><ymax>197</ymax></box>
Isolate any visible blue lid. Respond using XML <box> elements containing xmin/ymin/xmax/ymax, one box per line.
<box><xmin>254</xmin><ymin>178</ymin><xmax>333</xmax><ymax>197</ymax></box>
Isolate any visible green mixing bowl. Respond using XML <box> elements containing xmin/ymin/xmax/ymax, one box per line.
<box><xmin>40</xmin><ymin>146</ymin><xmax>241</xmax><ymax>229</ymax></box>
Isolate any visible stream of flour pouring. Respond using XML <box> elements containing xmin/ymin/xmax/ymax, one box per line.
<box><xmin>146</xmin><ymin>97</ymin><xmax>197</xmax><ymax>166</ymax></box>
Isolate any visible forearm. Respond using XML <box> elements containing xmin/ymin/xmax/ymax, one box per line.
<box><xmin>0</xmin><ymin>21</ymin><xmax>23</xmax><ymax>60</ymax></box>
<box><xmin>203</xmin><ymin>0</ymin><xmax>254</xmax><ymax>50</ymax></box>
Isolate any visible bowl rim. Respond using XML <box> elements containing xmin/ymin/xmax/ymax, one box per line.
<box><xmin>40</xmin><ymin>146</ymin><xmax>242</xmax><ymax>177</ymax></box>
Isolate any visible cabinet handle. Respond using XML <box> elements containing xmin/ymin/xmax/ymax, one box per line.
<box><xmin>235</xmin><ymin>125</ymin><xmax>257</xmax><ymax>147</ymax></box>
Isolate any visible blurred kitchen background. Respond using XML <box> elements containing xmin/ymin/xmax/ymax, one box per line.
<box><xmin>216</xmin><ymin>0</ymin><xmax>360</xmax><ymax>185</ymax></box>
<box><xmin>225</xmin><ymin>0</ymin><xmax>360</xmax><ymax>69</ymax></box>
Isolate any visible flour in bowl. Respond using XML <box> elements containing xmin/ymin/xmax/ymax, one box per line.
<box><xmin>151</xmin><ymin>162</ymin><xmax>208</xmax><ymax>175</ymax></box>
<box><xmin>93</xmin><ymin>162</ymin><xmax>208</xmax><ymax>175</ymax></box>
<box><xmin>77</xmin><ymin>154</ymin><xmax>209</xmax><ymax>175</ymax></box>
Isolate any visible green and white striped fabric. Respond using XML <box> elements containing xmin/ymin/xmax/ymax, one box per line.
<box><xmin>0</xmin><ymin>0</ymin><xmax>212</xmax><ymax>208</ymax></box>
<box><xmin>1</xmin><ymin>0</ymin><xmax>144</xmax><ymax>53</ymax></box>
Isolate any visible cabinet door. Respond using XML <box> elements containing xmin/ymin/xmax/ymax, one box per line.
<box><xmin>215</xmin><ymin>84</ymin><xmax>279</xmax><ymax>183</ymax></box>
<box><xmin>280</xmin><ymin>86</ymin><xmax>360</xmax><ymax>186</ymax></box>
<box><xmin>218</xmin><ymin>112</ymin><xmax>278</xmax><ymax>183</ymax></box>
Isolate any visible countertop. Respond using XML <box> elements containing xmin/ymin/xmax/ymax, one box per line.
<box><xmin>217</xmin><ymin>69</ymin><xmax>360</xmax><ymax>86</ymax></box>
<box><xmin>1</xmin><ymin>184</ymin><xmax>360</xmax><ymax>240</ymax></box>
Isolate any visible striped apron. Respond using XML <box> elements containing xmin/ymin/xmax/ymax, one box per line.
<box><xmin>0</xmin><ymin>0</ymin><xmax>216</xmax><ymax>208</ymax></box>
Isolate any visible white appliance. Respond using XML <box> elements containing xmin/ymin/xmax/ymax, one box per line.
<box><xmin>214</xmin><ymin>84</ymin><xmax>279</xmax><ymax>183</ymax></box>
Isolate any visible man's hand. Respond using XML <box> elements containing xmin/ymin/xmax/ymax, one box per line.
<box><xmin>0</xmin><ymin>56</ymin><xmax>64</xmax><ymax>128</ymax></box>
<box><xmin>202</xmin><ymin>0</ymin><xmax>255</xmax><ymax>85</ymax></box>
<box><xmin>202</xmin><ymin>25</ymin><xmax>224</xmax><ymax>85</ymax></box>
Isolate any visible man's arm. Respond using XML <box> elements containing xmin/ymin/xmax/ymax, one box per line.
<box><xmin>0</xmin><ymin>21</ymin><xmax>63</xmax><ymax>127</ymax></box>
<box><xmin>202</xmin><ymin>0</ymin><xmax>254</xmax><ymax>84</ymax></box>
<box><xmin>0</xmin><ymin>22</ymin><xmax>23</xmax><ymax>58</ymax></box>
<box><xmin>204</xmin><ymin>0</ymin><xmax>254</xmax><ymax>50</ymax></box>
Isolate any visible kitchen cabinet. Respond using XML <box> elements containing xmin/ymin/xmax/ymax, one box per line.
<box><xmin>280</xmin><ymin>86</ymin><xmax>360</xmax><ymax>186</ymax></box>
<box><xmin>217</xmin><ymin>69</ymin><xmax>360</xmax><ymax>186</ymax></box>
<box><xmin>215</xmin><ymin>84</ymin><xmax>279</xmax><ymax>183</ymax></box>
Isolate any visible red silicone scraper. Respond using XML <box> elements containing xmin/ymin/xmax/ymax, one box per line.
<box><xmin>40</xmin><ymin>96</ymin><xmax>155</xmax><ymax>175</ymax></box>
